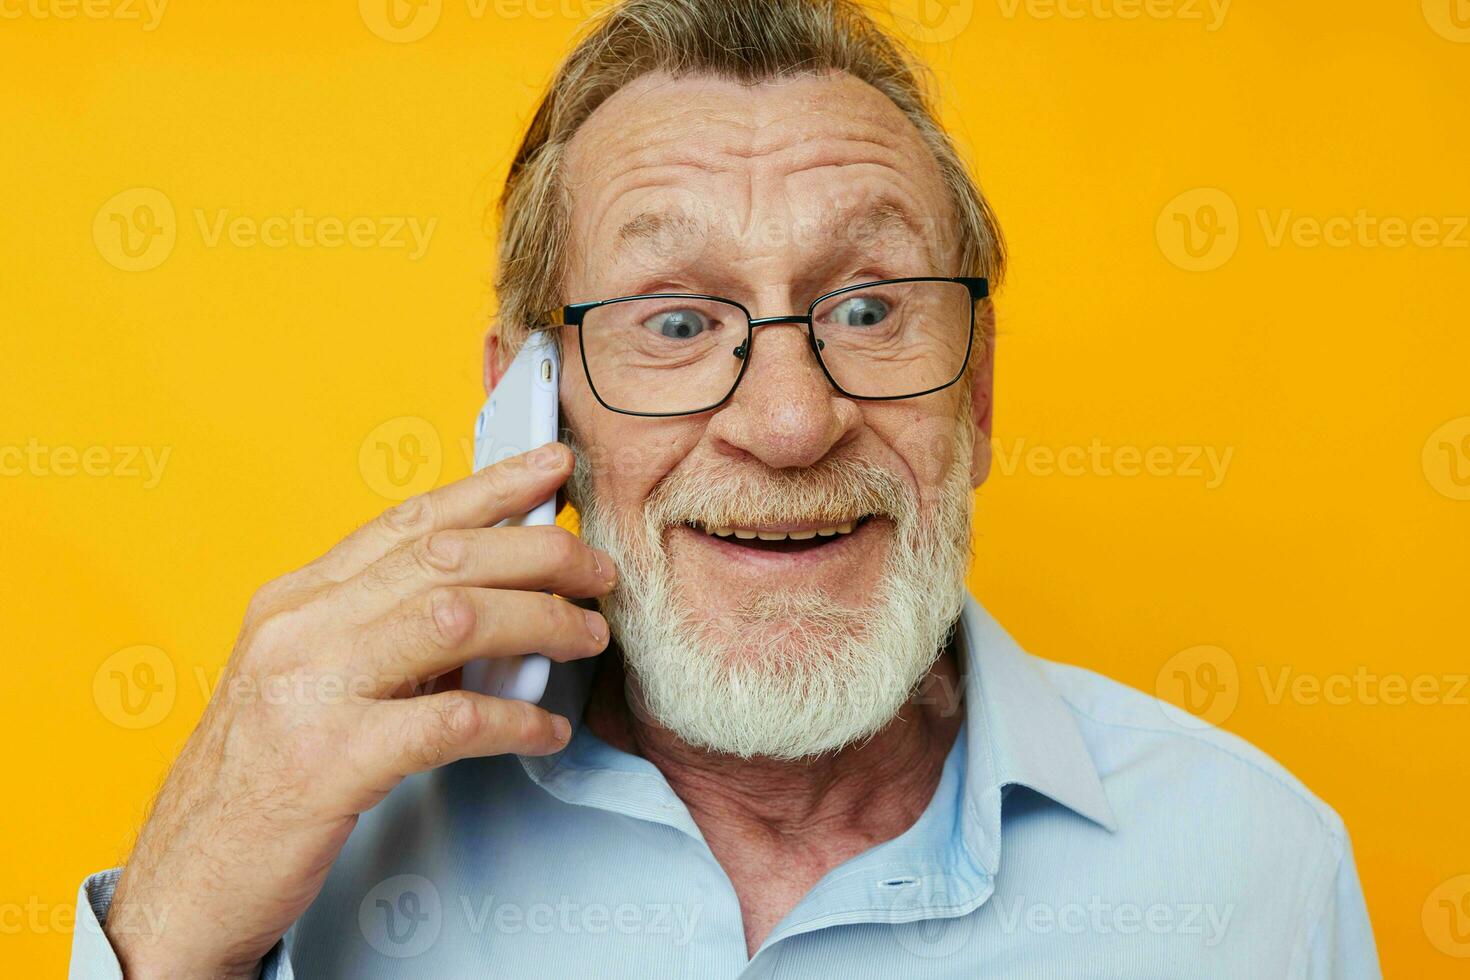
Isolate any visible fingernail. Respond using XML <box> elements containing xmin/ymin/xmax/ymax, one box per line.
<box><xmin>551</xmin><ymin>715</ymin><xmax>572</xmax><ymax>744</ymax></box>
<box><xmin>592</xmin><ymin>549</ymin><xmax>617</xmax><ymax>588</ymax></box>
<box><xmin>583</xmin><ymin>609</ymin><xmax>608</xmax><ymax>645</ymax></box>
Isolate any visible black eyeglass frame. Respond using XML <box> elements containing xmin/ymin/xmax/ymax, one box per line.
<box><xmin>535</xmin><ymin>275</ymin><xmax>989</xmax><ymax>418</ymax></box>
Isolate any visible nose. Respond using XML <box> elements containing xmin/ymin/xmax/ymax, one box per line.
<box><xmin>705</xmin><ymin>317</ymin><xmax>861</xmax><ymax>470</ymax></box>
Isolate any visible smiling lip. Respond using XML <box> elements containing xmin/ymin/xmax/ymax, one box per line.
<box><xmin>671</xmin><ymin>515</ymin><xmax>887</xmax><ymax>567</ymax></box>
<box><xmin>694</xmin><ymin>516</ymin><xmax>870</xmax><ymax>541</ymax></box>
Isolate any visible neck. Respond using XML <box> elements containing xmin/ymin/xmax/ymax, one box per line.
<box><xmin>583</xmin><ymin>644</ymin><xmax>964</xmax><ymax>848</ymax></box>
<box><xmin>584</xmin><ymin>644</ymin><xmax>964</xmax><ymax>954</ymax></box>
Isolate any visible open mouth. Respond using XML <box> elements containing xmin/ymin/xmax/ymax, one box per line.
<box><xmin>684</xmin><ymin>515</ymin><xmax>876</xmax><ymax>554</ymax></box>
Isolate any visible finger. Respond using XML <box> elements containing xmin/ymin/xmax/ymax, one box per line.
<box><xmin>354</xmin><ymin>587</ymin><xmax>609</xmax><ymax>692</ymax></box>
<box><xmin>311</xmin><ymin>443</ymin><xmax>575</xmax><ymax>582</ymax></box>
<box><xmin>350</xmin><ymin>525</ymin><xmax>617</xmax><ymax>611</ymax></box>
<box><xmin>371</xmin><ymin>690</ymin><xmax>573</xmax><ymax>773</ymax></box>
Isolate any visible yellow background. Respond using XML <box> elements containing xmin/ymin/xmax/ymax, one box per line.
<box><xmin>3</xmin><ymin>0</ymin><xmax>1467</xmax><ymax>974</ymax></box>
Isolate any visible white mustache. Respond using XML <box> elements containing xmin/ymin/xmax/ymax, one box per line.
<box><xmin>643</xmin><ymin>456</ymin><xmax>915</xmax><ymax>533</ymax></box>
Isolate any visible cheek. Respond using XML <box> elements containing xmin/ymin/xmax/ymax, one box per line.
<box><xmin>560</xmin><ymin>371</ymin><xmax>704</xmax><ymax>509</ymax></box>
<box><xmin>863</xmin><ymin>399</ymin><xmax>964</xmax><ymax>499</ymax></box>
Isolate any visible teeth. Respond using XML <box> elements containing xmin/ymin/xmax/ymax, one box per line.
<box><xmin>702</xmin><ymin>518</ymin><xmax>864</xmax><ymax>540</ymax></box>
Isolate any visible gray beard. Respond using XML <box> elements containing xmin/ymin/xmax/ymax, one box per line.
<box><xmin>566</xmin><ymin>425</ymin><xmax>975</xmax><ymax>760</ymax></box>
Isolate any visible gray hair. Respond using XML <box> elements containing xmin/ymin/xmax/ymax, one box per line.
<box><xmin>491</xmin><ymin>0</ymin><xmax>1005</xmax><ymax>358</ymax></box>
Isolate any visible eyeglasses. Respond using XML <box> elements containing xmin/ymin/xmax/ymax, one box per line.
<box><xmin>536</xmin><ymin>276</ymin><xmax>988</xmax><ymax>417</ymax></box>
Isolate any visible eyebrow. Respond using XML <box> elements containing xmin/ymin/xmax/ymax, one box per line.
<box><xmin>615</xmin><ymin>207</ymin><xmax>702</xmax><ymax>248</ymax></box>
<box><xmin>614</xmin><ymin>200</ymin><xmax>933</xmax><ymax>262</ymax></box>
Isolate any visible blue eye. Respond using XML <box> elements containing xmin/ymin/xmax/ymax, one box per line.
<box><xmin>642</xmin><ymin>309</ymin><xmax>709</xmax><ymax>339</ymax></box>
<box><xmin>828</xmin><ymin>295</ymin><xmax>889</xmax><ymax>327</ymax></box>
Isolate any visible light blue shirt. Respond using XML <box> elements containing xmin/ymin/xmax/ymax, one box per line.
<box><xmin>71</xmin><ymin>597</ymin><xmax>1379</xmax><ymax>978</ymax></box>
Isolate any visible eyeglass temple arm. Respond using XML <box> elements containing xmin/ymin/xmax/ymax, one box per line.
<box><xmin>958</xmin><ymin>276</ymin><xmax>989</xmax><ymax>301</ymax></box>
<box><xmin>531</xmin><ymin>303</ymin><xmax>595</xmax><ymax>329</ymax></box>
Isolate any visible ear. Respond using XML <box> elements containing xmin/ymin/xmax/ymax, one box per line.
<box><xmin>969</xmin><ymin>301</ymin><xmax>995</xmax><ymax>488</ymax></box>
<box><xmin>484</xmin><ymin>332</ymin><xmax>508</xmax><ymax>394</ymax></box>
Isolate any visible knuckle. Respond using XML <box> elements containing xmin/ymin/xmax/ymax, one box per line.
<box><xmin>514</xmin><ymin>703</ymin><xmax>550</xmax><ymax>746</ymax></box>
<box><xmin>414</xmin><ymin>531</ymin><xmax>465</xmax><ymax>575</ymax></box>
<box><xmin>543</xmin><ymin>526</ymin><xmax>582</xmax><ymax>566</ymax></box>
<box><xmin>480</xmin><ymin>463</ymin><xmax>520</xmax><ymax>509</ymax></box>
<box><xmin>379</xmin><ymin>494</ymin><xmax>433</xmax><ymax>538</ymax></box>
<box><xmin>240</xmin><ymin>606</ymin><xmax>308</xmax><ymax>666</ymax></box>
<box><xmin>436</xmin><ymin>691</ymin><xmax>483</xmax><ymax>746</ymax></box>
<box><xmin>426</xmin><ymin>587</ymin><xmax>475</xmax><ymax>647</ymax></box>
<box><xmin>536</xmin><ymin>595</ymin><xmax>585</xmax><ymax>648</ymax></box>
<box><xmin>245</xmin><ymin>572</ymin><xmax>299</xmax><ymax>621</ymax></box>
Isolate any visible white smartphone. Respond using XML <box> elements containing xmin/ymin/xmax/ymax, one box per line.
<box><xmin>461</xmin><ymin>330</ymin><xmax>559</xmax><ymax>703</ymax></box>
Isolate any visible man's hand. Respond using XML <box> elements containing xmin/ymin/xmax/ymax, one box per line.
<box><xmin>104</xmin><ymin>443</ymin><xmax>614</xmax><ymax>980</ymax></box>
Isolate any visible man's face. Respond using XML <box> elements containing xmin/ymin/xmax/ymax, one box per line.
<box><xmin>551</xmin><ymin>71</ymin><xmax>993</xmax><ymax>757</ymax></box>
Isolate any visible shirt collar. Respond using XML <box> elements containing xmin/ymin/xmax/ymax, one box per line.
<box><xmin>954</xmin><ymin>595</ymin><xmax>1117</xmax><ymax>875</ymax></box>
<box><xmin>522</xmin><ymin>593</ymin><xmax>1116</xmax><ymax>895</ymax></box>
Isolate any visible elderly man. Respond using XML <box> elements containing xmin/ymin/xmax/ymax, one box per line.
<box><xmin>72</xmin><ymin>0</ymin><xmax>1378</xmax><ymax>977</ymax></box>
